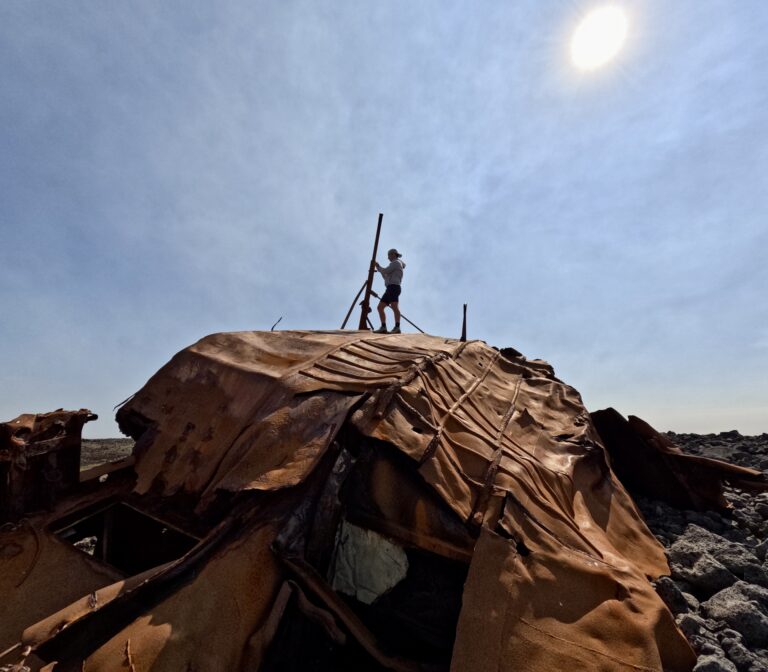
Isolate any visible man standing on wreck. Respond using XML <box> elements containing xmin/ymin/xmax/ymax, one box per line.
<box><xmin>374</xmin><ymin>248</ymin><xmax>405</xmax><ymax>334</ymax></box>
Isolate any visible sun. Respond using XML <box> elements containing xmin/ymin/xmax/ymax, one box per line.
<box><xmin>571</xmin><ymin>6</ymin><xmax>628</xmax><ymax>70</ymax></box>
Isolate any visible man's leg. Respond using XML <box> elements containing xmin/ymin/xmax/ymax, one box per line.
<box><xmin>390</xmin><ymin>302</ymin><xmax>401</xmax><ymax>332</ymax></box>
<box><xmin>376</xmin><ymin>300</ymin><xmax>388</xmax><ymax>332</ymax></box>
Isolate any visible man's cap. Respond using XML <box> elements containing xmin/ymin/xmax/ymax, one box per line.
<box><xmin>388</xmin><ymin>248</ymin><xmax>402</xmax><ymax>258</ymax></box>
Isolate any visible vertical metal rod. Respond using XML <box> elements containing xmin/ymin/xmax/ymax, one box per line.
<box><xmin>358</xmin><ymin>213</ymin><xmax>384</xmax><ymax>330</ymax></box>
<box><xmin>460</xmin><ymin>304</ymin><xmax>467</xmax><ymax>342</ymax></box>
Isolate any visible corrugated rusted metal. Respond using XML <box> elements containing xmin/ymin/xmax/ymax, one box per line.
<box><xmin>0</xmin><ymin>331</ymin><xmax>719</xmax><ymax>671</ymax></box>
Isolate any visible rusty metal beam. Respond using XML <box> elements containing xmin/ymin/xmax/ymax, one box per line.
<box><xmin>358</xmin><ymin>213</ymin><xmax>383</xmax><ymax>330</ymax></box>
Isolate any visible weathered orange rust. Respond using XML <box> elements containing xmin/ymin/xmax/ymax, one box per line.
<box><xmin>592</xmin><ymin>408</ymin><xmax>768</xmax><ymax>509</ymax></box>
<box><xmin>1</xmin><ymin>408</ymin><xmax>96</xmax><ymax>522</ymax></box>
<box><xmin>0</xmin><ymin>331</ymin><xmax>720</xmax><ymax>671</ymax></box>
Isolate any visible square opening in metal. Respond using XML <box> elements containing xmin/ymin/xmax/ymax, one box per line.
<box><xmin>51</xmin><ymin>501</ymin><xmax>198</xmax><ymax>576</ymax></box>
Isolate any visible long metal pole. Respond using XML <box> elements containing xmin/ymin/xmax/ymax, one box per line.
<box><xmin>341</xmin><ymin>280</ymin><xmax>367</xmax><ymax>329</ymax></box>
<box><xmin>368</xmin><ymin>289</ymin><xmax>426</xmax><ymax>334</ymax></box>
<box><xmin>358</xmin><ymin>213</ymin><xmax>383</xmax><ymax>330</ymax></box>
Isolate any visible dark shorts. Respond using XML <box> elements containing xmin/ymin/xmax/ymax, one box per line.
<box><xmin>381</xmin><ymin>284</ymin><xmax>401</xmax><ymax>304</ymax></box>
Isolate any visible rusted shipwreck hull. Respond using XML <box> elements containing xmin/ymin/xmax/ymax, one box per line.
<box><xmin>6</xmin><ymin>330</ymin><xmax>758</xmax><ymax>671</ymax></box>
<box><xmin>1</xmin><ymin>409</ymin><xmax>96</xmax><ymax>522</ymax></box>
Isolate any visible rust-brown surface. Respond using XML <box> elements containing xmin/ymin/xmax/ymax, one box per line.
<box><xmin>1</xmin><ymin>408</ymin><xmax>96</xmax><ymax>521</ymax></box>
<box><xmin>0</xmin><ymin>330</ymin><xmax>722</xmax><ymax>671</ymax></box>
<box><xmin>592</xmin><ymin>407</ymin><xmax>768</xmax><ymax>510</ymax></box>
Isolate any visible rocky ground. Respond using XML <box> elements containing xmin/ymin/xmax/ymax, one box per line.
<box><xmin>80</xmin><ymin>433</ymin><xmax>768</xmax><ymax>671</ymax></box>
<box><xmin>80</xmin><ymin>438</ymin><xmax>134</xmax><ymax>469</ymax></box>
<box><xmin>637</xmin><ymin>432</ymin><xmax>768</xmax><ymax>672</ymax></box>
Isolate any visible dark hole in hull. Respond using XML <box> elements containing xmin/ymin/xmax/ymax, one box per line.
<box><xmin>341</xmin><ymin>547</ymin><xmax>468</xmax><ymax>665</ymax></box>
<box><xmin>51</xmin><ymin>501</ymin><xmax>198</xmax><ymax>575</ymax></box>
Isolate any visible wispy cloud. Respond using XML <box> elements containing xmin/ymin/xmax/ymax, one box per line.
<box><xmin>1</xmin><ymin>1</ymin><xmax>767</xmax><ymax>434</ymax></box>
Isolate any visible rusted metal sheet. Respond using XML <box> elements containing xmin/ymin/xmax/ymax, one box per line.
<box><xmin>592</xmin><ymin>408</ymin><xmax>768</xmax><ymax>509</ymax></box>
<box><xmin>0</xmin><ymin>331</ymin><xmax>725</xmax><ymax>671</ymax></box>
<box><xmin>452</xmin><ymin>528</ymin><xmax>695</xmax><ymax>672</ymax></box>
<box><xmin>1</xmin><ymin>408</ymin><xmax>96</xmax><ymax>522</ymax></box>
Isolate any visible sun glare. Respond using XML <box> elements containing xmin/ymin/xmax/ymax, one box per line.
<box><xmin>571</xmin><ymin>6</ymin><xmax>628</xmax><ymax>70</ymax></box>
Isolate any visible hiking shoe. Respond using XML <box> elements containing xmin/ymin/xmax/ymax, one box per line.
<box><xmin>391</xmin><ymin>326</ymin><xmax>401</xmax><ymax>334</ymax></box>
<box><xmin>374</xmin><ymin>326</ymin><xmax>388</xmax><ymax>333</ymax></box>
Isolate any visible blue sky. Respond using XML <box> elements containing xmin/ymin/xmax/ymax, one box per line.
<box><xmin>1</xmin><ymin>1</ymin><xmax>766</xmax><ymax>437</ymax></box>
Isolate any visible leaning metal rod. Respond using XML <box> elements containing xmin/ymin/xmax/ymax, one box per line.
<box><xmin>369</xmin><ymin>290</ymin><xmax>425</xmax><ymax>334</ymax></box>
<box><xmin>341</xmin><ymin>280</ymin><xmax>368</xmax><ymax>329</ymax></box>
<box><xmin>358</xmin><ymin>213</ymin><xmax>384</xmax><ymax>330</ymax></box>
